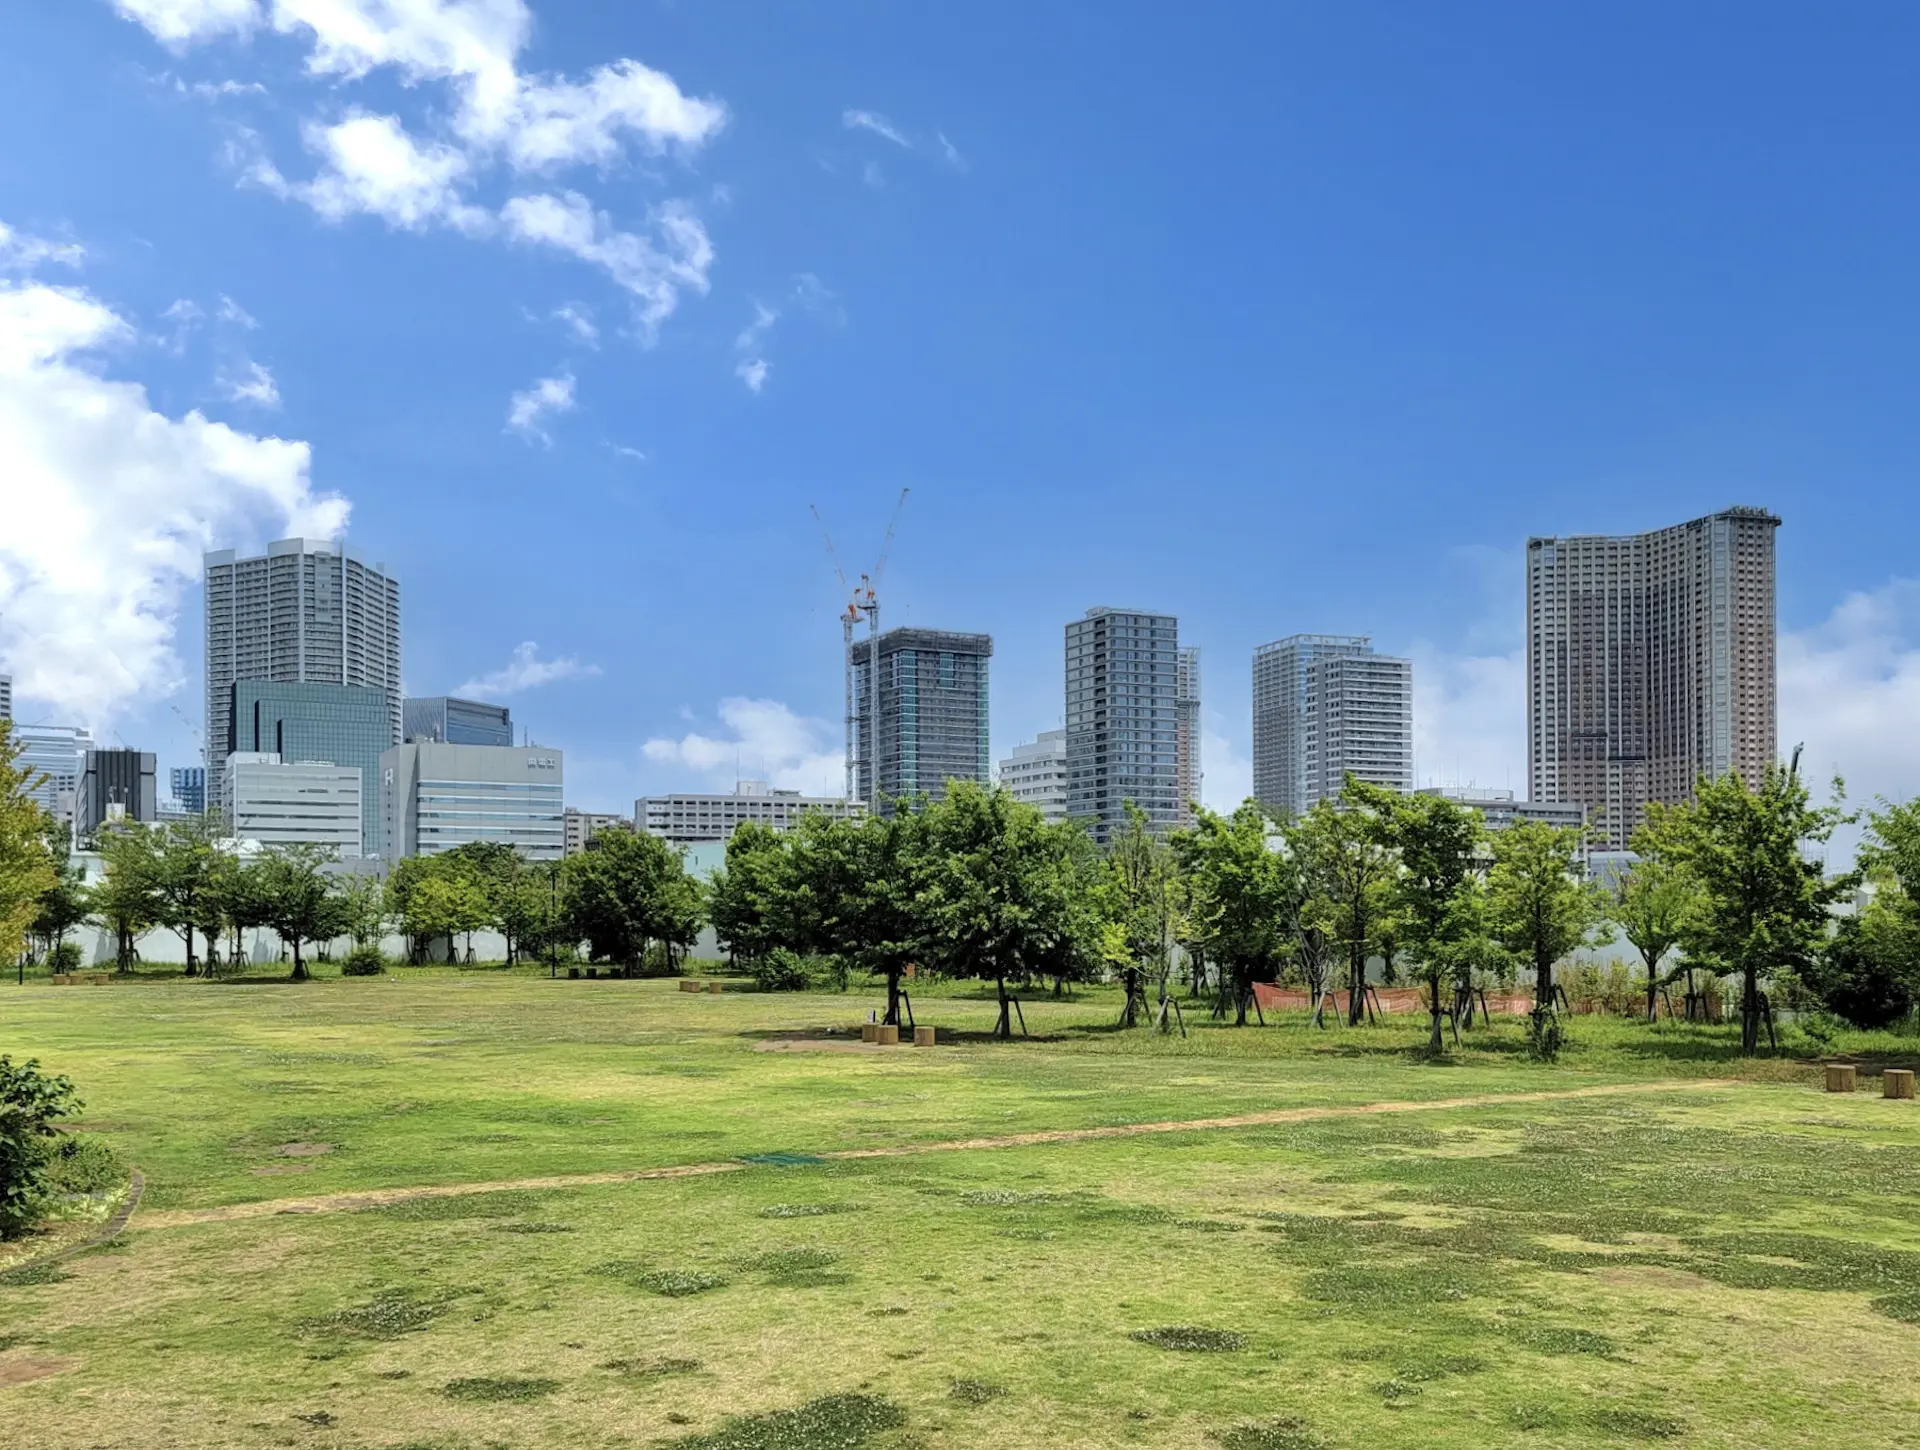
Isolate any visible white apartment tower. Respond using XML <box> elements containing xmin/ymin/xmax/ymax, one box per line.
<box><xmin>998</xmin><ymin>729</ymin><xmax>1068</xmax><ymax>823</ymax></box>
<box><xmin>1175</xmin><ymin>646</ymin><xmax>1202</xmax><ymax>825</ymax></box>
<box><xmin>1065</xmin><ymin>607</ymin><xmax>1180</xmax><ymax>843</ymax></box>
<box><xmin>1526</xmin><ymin>506</ymin><xmax>1779</xmax><ymax>852</ymax></box>
<box><xmin>1252</xmin><ymin>634</ymin><xmax>1413</xmax><ymax>817</ymax></box>
<box><xmin>203</xmin><ymin>538</ymin><xmax>402</xmax><ymax>779</ymax></box>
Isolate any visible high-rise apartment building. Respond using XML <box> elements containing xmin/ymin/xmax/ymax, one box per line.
<box><xmin>1526</xmin><ymin>506</ymin><xmax>1780</xmax><ymax>851</ymax></box>
<box><xmin>1175</xmin><ymin>646</ymin><xmax>1202</xmax><ymax>824</ymax></box>
<box><xmin>202</xmin><ymin>538</ymin><xmax>402</xmax><ymax>782</ymax></box>
<box><xmin>1252</xmin><ymin>634</ymin><xmax>1413</xmax><ymax>817</ymax></box>
<box><xmin>1065</xmin><ymin>608</ymin><xmax>1180</xmax><ymax>843</ymax></box>
<box><xmin>228</xmin><ymin>681</ymin><xmax>392</xmax><ymax>856</ymax></box>
<box><xmin>404</xmin><ymin>696</ymin><xmax>513</xmax><ymax>747</ymax></box>
<box><xmin>0</xmin><ymin>674</ymin><xmax>11</xmax><ymax>720</ymax></box>
<box><xmin>79</xmin><ymin>749</ymin><xmax>157</xmax><ymax>836</ymax></box>
<box><xmin>13</xmin><ymin>725</ymin><xmax>93</xmax><ymax>834</ymax></box>
<box><xmin>169</xmin><ymin>766</ymin><xmax>207</xmax><ymax>815</ymax></box>
<box><xmin>380</xmin><ymin>741</ymin><xmax>564</xmax><ymax>860</ymax></box>
<box><xmin>997</xmin><ymin>730</ymin><xmax>1069</xmax><ymax>822</ymax></box>
<box><xmin>848</xmin><ymin>629</ymin><xmax>992</xmax><ymax>813</ymax></box>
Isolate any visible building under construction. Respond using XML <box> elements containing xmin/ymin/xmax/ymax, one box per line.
<box><xmin>848</xmin><ymin>628</ymin><xmax>993</xmax><ymax>814</ymax></box>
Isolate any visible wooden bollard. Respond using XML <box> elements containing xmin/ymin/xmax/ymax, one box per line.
<box><xmin>706</xmin><ymin>981</ymin><xmax>723</xmax><ymax>994</ymax></box>
<box><xmin>679</xmin><ymin>979</ymin><xmax>701</xmax><ymax>992</ymax></box>
<box><xmin>1825</xmin><ymin>1062</ymin><xmax>1858</xmax><ymax>1093</ymax></box>
<box><xmin>876</xmin><ymin>1024</ymin><xmax>900</xmax><ymax>1046</ymax></box>
<box><xmin>860</xmin><ymin>1022</ymin><xmax>880</xmax><ymax>1043</ymax></box>
<box><xmin>914</xmin><ymin>1026</ymin><xmax>936</xmax><ymax>1048</ymax></box>
<box><xmin>1884</xmin><ymin>1068</ymin><xmax>1917</xmax><ymax>1101</ymax></box>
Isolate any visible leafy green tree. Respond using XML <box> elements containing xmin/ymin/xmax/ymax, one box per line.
<box><xmin>1289</xmin><ymin>792</ymin><xmax>1396</xmax><ymax>1025</ymax></box>
<box><xmin>254</xmin><ymin>843</ymin><xmax>343</xmax><ymax>981</ymax></box>
<box><xmin>1</xmin><ymin>737</ymin><xmax>58</xmax><ymax>968</ymax></box>
<box><xmin>1812</xmin><ymin>886</ymin><xmax>1917</xmax><ymax>1029</ymax></box>
<box><xmin>210</xmin><ymin>851</ymin><xmax>271</xmax><ymax>972</ymax></box>
<box><xmin>1654</xmin><ymin>765</ymin><xmax>1855</xmax><ymax>1055</ymax></box>
<box><xmin>0</xmin><ymin>1055</ymin><xmax>83</xmax><ymax>1238</ymax></box>
<box><xmin>1485</xmin><ymin>820</ymin><xmax>1605</xmax><ymax>1037</ymax></box>
<box><xmin>29</xmin><ymin>821</ymin><xmax>89</xmax><ymax>964</ymax></box>
<box><xmin>1360</xmin><ymin>780</ymin><xmax>1483</xmax><ymax>1054</ymax></box>
<box><xmin>90</xmin><ymin>822</ymin><xmax>161</xmax><ymax>972</ymax></box>
<box><xmin>1174</xmin><ymin>803</ymin><xmax>1293</xmax><ymax>1026</ymax></box>
<box><xmin>150</xmin><ymin>813</ymin><xmax>223</xmax><ymax>975</ymax></box>
<box><xmin>708</xmin><ymin>820</ymin><xmax>791</xmax><ymax>967</ymax></box>
<box><xmin>335</xmin><ymin>871</ymin><xmax>389</xmax><ymax>950</ymax></box>
<box><xmin>919</xmin><ymin>783</ymin><xmax>1081</xmax><ymax>1038</ymax></box>
<box><xmin>1107</xmin><ymin>802</ymin><xmax>1178</xmax><ymax>1028</ymax></box>
<box><xmin>1612</xmin><ymin>853</ymin><xmax>1694</xmax><ymax>1021</ymax></box>
<box><xmin>562</xmin><ymin>827</ymin><xmax>701</xmax><ymax>971</ymax></box>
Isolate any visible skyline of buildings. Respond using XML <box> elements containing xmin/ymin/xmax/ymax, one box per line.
<box><xmin>1526</xmin><ymin>506</ymin><xmax>1781</xmax><ymax>852</ymax></box>
<box><xmin>1066</xmin><ymin>607</ymin><xmax>1181</xmax><ymax>843</ymax></box>
<box><xmin>1252</xmin><ymin>634</ymin><xmax>1415</xmax><ymax>817</ymax></box>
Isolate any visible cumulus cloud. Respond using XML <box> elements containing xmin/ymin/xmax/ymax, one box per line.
<box><xmin>643</xmin><ymin>698</ymin><xmax>844</xmax><ymax>797</ymax></box>
<box><xmin>1780</xmin><ymin>580</ymin><xmax>1920</xmax><ymax>808</ymax></box>
<box><xmin>127</xmin><ymin>0</ymin><xmax>728</xmax><ymax>332</ymax></box>
<box><xmin>842</xmin><ymin>108</ymin><xmax>909</xmax><ymax>148</ymax></box>
<box><xmin>1410</xmin><ymin>644</ymin><xmax>1527</xmax><ymax>793</ymax></box>
<box><xmin>0</xmin><ymin>222</ymin><xmax>83</xmax><ymax>272</ymax></box>
<box><xmin>505</xmin><ymin>370</ymin><xmax>575</xmax><ymax>441</ymax></box>
<box><xmin>454</xmin><ymin>641</ymin><xmax>600</xmax><ymax>697</ymax></box>
<box><xmin>220</xmin><ymin>358</ymin><xmax>281</xmax><ymax>407</ymax></box>
<box><xmin>0</xmin><ymin>236</ymin><xmax>347</xmax><ymax>727</ymax></box>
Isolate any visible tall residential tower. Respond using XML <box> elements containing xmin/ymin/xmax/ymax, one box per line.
<box><xmin>1175</xmin><ymin>646</ymin><xmax>1203</xmax><ymax>825</ymax></box>
<box><xmin>1525</xmin><ymin>506</ymin><xmax>1779</xmax><ymax>851</ymax></box>
<box><xmin>1065</xmin><ymin>607</ymin><xmax>1180</xmax><ymax>843</ymax></box>
<box><xmin>848</xmin><ymin>628</ymin><xmax>993</xmax><ymax>812</ymax></box>
<box><xmin>1252</xmin><ymin>634</ymin><xmax>1413</xmax><ymax>817</ymax></box>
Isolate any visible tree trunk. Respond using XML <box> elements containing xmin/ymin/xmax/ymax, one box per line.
<box><xmin>290</xmin><ymin>938</ymin><xmax>308</xmax><ymax>982</ymax></box>
<box><xmin>885</xmin><ymin>970</ymin><xmax>902</xmax><ymax>1027</ymax></box>
<box><xmin>1741</xmin><ymin>965</ymin><xmax>1760</xmax><ymax>1055</ymax></box>
<box><xmin>185</xmin><ymin>923</ymin><xmax>198</xmax><ymax>978</ymax></box>
<box><xmin>1537</xmin><ymin>954</ymin><xmax>1553</xmax><ymax>1018</ymax></box>
<box><xmin>1233</xmin><ymin>971</ymin><xmax>1249</xmax><ymax>1027</ymax></box>
<box><xmin>1121</xmin><ymin>967</ymin><xmax>1145</xmax><ymax>1028</ymax></box>
<box><xmin>1428</xmin><ymin>974</ymin><xmax>1445</xmax><ymax>1053</ymax></box>
<box><xmin>994</xmin><ymin>974</ymin><xmax>1011</xmax><ymax>1039</ymax></box>
<box><xmin>1347</xmin><ymin>947</ymin><xmax>1366</xmax><ymax>1026</ymax></box>
<box><xmin>1644</xmin><ymin>963</ymin><xmax>1658</xmax><ymax>1023</ymax></box>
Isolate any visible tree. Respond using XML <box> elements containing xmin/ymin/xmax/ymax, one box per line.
<box><xmin>1107</xmin><ymin>803</ymin><xmax>1178</xmax><ymax>1028</ymax></box>
<box><xmin>150</xmin><ymin>813</ymin><xmax>222</xmax><ymax>976</ymax></box>
<box><xmin>1361</xmin><ymin>780</ymin><xmax>1483</xmax><ymax>1054</ymax></box>
<box><xmin>1485</xmin><ymin>820</ymin><xmax>1605</xmax><ymax>1039</ymax></box>
<box><xmin>255</xmin><ymin>844</ymin><xmax>343</xmax><ymax>981</ymax></box>
<box><xmin>211</xmin><ymin>851</ymin><xmax>271</xmax><ymax>972</ymax></box>
<box><xmin>1289</xmin><ymin>792</ymin><xmax>1397</xmax><ymax>1026</ymax></box>
<box><xmin>28</xmin><ymin>821</ymin><xmax>89</xmax><ymax>963</ymax></box>
<box><xmin>1812</xmin><ymin>887</ymin><xmax>1918</xmax><ymax>1029</ymax></box>
<box><xmin>563</xmin><ymin>828</ymin><xmax>700</xmax><ymax>971</ymax></box>
<box><xmin>90</xmin><ymin>822</ymin><xmax>161</xmax><ymax>972</ymax></box>
<box><xmin>1174</xmin><ymin>803</ymin><xmax>1293</xmax><ymax>1026</ymax></box>
<box><xmin>0</xmin><ymin>1056</ymin><xmax>83</xmax><ymax>1239</ymax></box>
<box><xmin>1</xmin><ymin>736</ymin><xmax>58</xmax><ymax>969</ymax></box>
<box><xmin>336</xmin><ymin>871</ymin><xmax>389</xmax><ymax>951</ymax></box>
<box><xmin>1612</xmin><ymin>853</ymin><xmax>1694</xmax><ymax>1021</ymax></box>
<box><xmin>919</xmin><ymin>783</ymin><xmax>1080</xmax><ymax>1038</ymax></box>
<box><xmin>441</xmin><ymin>842</ymin><xmax>530</xmax><ymax>962</ymax></box>
<box><xmin>707</xmin><ymin>820</ymin><xmax>790</xmax><ymax>967</ymax></box>
<box><xmin>1655</xmin><ymin>764</ymin><xmax>1855</xmax><ymax>1055</ymax></box>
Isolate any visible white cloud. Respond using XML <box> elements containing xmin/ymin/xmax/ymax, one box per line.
<box><xmin>733</xmin><ymin>358</ymin><xmax>769</xmax><ymax>394</ymax></box>
<box><xmin>551</xmin><ymin>302</ymin><xmax>597</xmax><ymax>345</ymax></box>
<box><xmin>643</xmin><ymin>698</ymin><xmax>844</xmax><ymax>797</ymax></box>
<box><xmin>454</xmin><ymin>640</ymin><xmax>601</xmax><ymax>697</ymax></box>
<box><xmin>1781</xmin><ymin>580</ymin><xmax>1920</xmax><ymax>810</ymax></box>
<box><xmin>1410</xmin><ymin>643</ymin><xmax>1528</xmax><ymax>794</ymax></box>
<box><xmin>0</xmin><ymin>222</ymin><xmax>83</xmax><ymax>272</ymax></box>
<box><xmin>248</xmin><ymin>112</ymin><xmax>488</xmax><ymax>232</ymax></box>
<box><xmin>842</xmin><ymin>108</ymin><xmax>909</xmax><ymax>148</ymax></box>
<box><xmin>112</xmin><ymin>0</ymin><xmax>259</xmax><ymax>46</ymax></box>
<box><xmin>499</xmin><ymin>191</ymin><xmax>713</xmax><ymax>334</ymax></box>
<box><xmin>220</xmin><ymin>358</ymin><xmax>281</xmax><ymax>407</ymax></box>
<box><xmin>936</xmin><ymin>131</ymin><xmax>966</xmax><ymax>170</ymax></box>
<box><xmin>0</xmin><ymin>245</ymin><xmax>347</xmax><ymax>727</ymax></box>
<box><xmin>607</xmin><ymin>442</ymin><xmax>646</xmax><ymax>461</ymax></box>
<box><xmin>1200</xmin><ymin>727</ymin><xmax>1252</xmax><ymax>814</ymax></box>
<box><xmin>216</xmin><ymin>294</ymin><xmax>259</xmax><ymax>327</ymax></box>
<box><xmin>505</xmin><ymin>370</ymin><xmax>574</xmax><ymax>441</ymax></box>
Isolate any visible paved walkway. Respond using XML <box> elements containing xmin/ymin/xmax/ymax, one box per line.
<box><xmin>135</xmin><ymin>1078</ymin><xmax>1736</xmax><ymax>1231</ymax></box>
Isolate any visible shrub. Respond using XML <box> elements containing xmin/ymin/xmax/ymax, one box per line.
<box><xmin>0</xmin><ymin>1056</ymin><xmax>84</xmax><ymax>1239</ymax></box>
<box><xmin>340</xmin><ymin>944</ymin><xmax>387</xmax><ymax>977</ymax></box>
<box><xmin>48</xmin><ymin>942</ymin><xmax>83</xmax><ymax>974</ymax></box>
<box><xmin>749</xmin><ymin>948</ymin><xmax>815</xmax><ymax>993</ymax></box>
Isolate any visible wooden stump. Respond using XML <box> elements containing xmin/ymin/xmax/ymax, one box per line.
<box><xmin>876</xmin><ymin>1024</ymin><xmax>900</xmax><ymax>1046</ymax></box>
<box><xmin>1884</xmin><ymin>1068</ymin><xmax>1917</xmax><ymax>1101</ymax></box>
<box><xmin>679</xmin><ymin>979</ymin><xmax>701</xmax><ymax>992</ymax></box>
<box><xmin>914</xmin><ymin>1026</ymin><xmax>936</xmax><ymax>1048</ymax></box>
<box><xmin>705</xmin><ymin>981</ymin><xmax>724</xmax><ymax>994</ymax></box>
<box><xmin>860</xmin><ymin>1022</ymin><xmax>880</xmax><ymax>1043</ymax></box>
<box><xmin>1826</xmin><ymin>1062</ymin><xmax>1858</xmax><ymax>1093</ymax></box>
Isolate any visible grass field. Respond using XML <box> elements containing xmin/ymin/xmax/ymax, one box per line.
<box><xmin>3</xmin><ymin>969</ymin><xmax>1920</xmax><ymax>1449</ymax></box>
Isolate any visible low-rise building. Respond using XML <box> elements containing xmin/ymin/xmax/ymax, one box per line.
<box><xmin>997</xmin><ymin>730</ymin><xmax>1068</xmax><ymax>822</ymax></box>
<box><xmin>1416</xmin><ymin>786</ymin><xmax>1586</xmax><ymax>836</ymax></box>
<box><xmin>637</xmin><ymin>781</ymin><xmax>862</xmax><ymax>844</ymax></box>
<box><xmin>225</xmin><ymin>753</ymin><xmax>363</xmax><ymax>854</ymax></box>
<box><xmin>381</xmin><ymin>741</ymin><xmax>564</xmax><ymax>860</ymax></box>
<box><xmin>564</xmin><ymin>807</ymin><xmax>632</xmax><ymax>855</ymax></box>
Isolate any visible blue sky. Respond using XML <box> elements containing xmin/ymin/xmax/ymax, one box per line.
<box><xmin>4</xmin><ymin>0</ymin><xmax>1918</xmax><ymax>819</ymax></box>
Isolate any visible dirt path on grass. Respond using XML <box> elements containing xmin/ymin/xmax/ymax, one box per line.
<box><xmin>135</xmin><ymin>1079</ymin><xmax>1737</xmax><ymax>1231</ymax></box>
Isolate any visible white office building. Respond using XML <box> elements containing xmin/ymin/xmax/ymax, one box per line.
<box><xmin>224</xmin><ymin>753</ymin><xmax>363</xmax><ymax>854</ymax></box>
<box><xmin>564</xmin><ymin>807</ymin><xmax>632</xmax><ymax>856</ymax></box>
<box><xmin>997</xmin><ymin>730</ymin><xmax>1068</xmax><ymax>822</ymax></box>
<box><xmin>638</xmin><ymin>781</ymin><xmax>863</xmax><ymax>843</ymax></box>
<box><xmin>381</xmin><ymin>742</ymin><xmax>564</xmax><ymax>860</ymax></box>
<box><xmin>1253</xmin><ymin>634</ymin><xmax>1413</xmax><ymax>816</ymax></box>
<box><xmin>12</xmin><ymin>724</ymin><xmax>93</xmax><ymax>835</ymax></box>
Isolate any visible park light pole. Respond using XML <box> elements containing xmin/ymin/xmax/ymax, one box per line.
<box><xmin>547</xmin><ymin>859</ymin><xmax>560</xmax><ymax>979</ymax></box>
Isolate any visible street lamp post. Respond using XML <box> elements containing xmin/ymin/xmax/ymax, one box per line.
<box><xmin>548</xmin><ymin>860</ymin><xmax>559</xmax><ymax>979</ymax></box>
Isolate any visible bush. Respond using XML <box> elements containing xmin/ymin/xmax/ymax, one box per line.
<box><xmin>0</xmin><ymin>1056</ymin><xmax>83</xmax><ymax>1239</ymax></box>
<box><xmin>749</xmin><ymin>947</ymin><xmax>816</xmax><ymax>992</ymax></box>
<box><xmin>339</xmin><ymin>944</ymin><xmax>387</xmax><ymax>977</ymax></box>
<box><xmin>48</xmin><ymin>942</ymin><xmax>83</xmax><ymax>974</ymax></box>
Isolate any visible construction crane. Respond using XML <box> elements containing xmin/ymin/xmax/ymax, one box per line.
<box><xmin>809</xmin><ymin>488</ymin><xmax>910</xmax><ymax>815</ymax></box>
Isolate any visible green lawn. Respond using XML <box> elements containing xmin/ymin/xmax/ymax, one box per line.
<box><xmin>3</xmin><ymin>971</ymin><xmax>1919</xmax><ymax>1449</ymax></box>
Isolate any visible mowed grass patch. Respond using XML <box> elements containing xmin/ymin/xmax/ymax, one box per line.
<box><xmin>3</xmin><ymin>974</ymin><xmax>1920</xmax><ymax>1447</ymax></box>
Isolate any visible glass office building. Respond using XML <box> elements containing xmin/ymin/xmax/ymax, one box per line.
<box><xmin>229</xmin><ymin>681</ymin><xmax>391</xmax><ymax>855</ymax></box>
<box><xmin>403</xmin><ymin>696</ymin><xmax>513</xmax><ymax>747</ymax></box>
